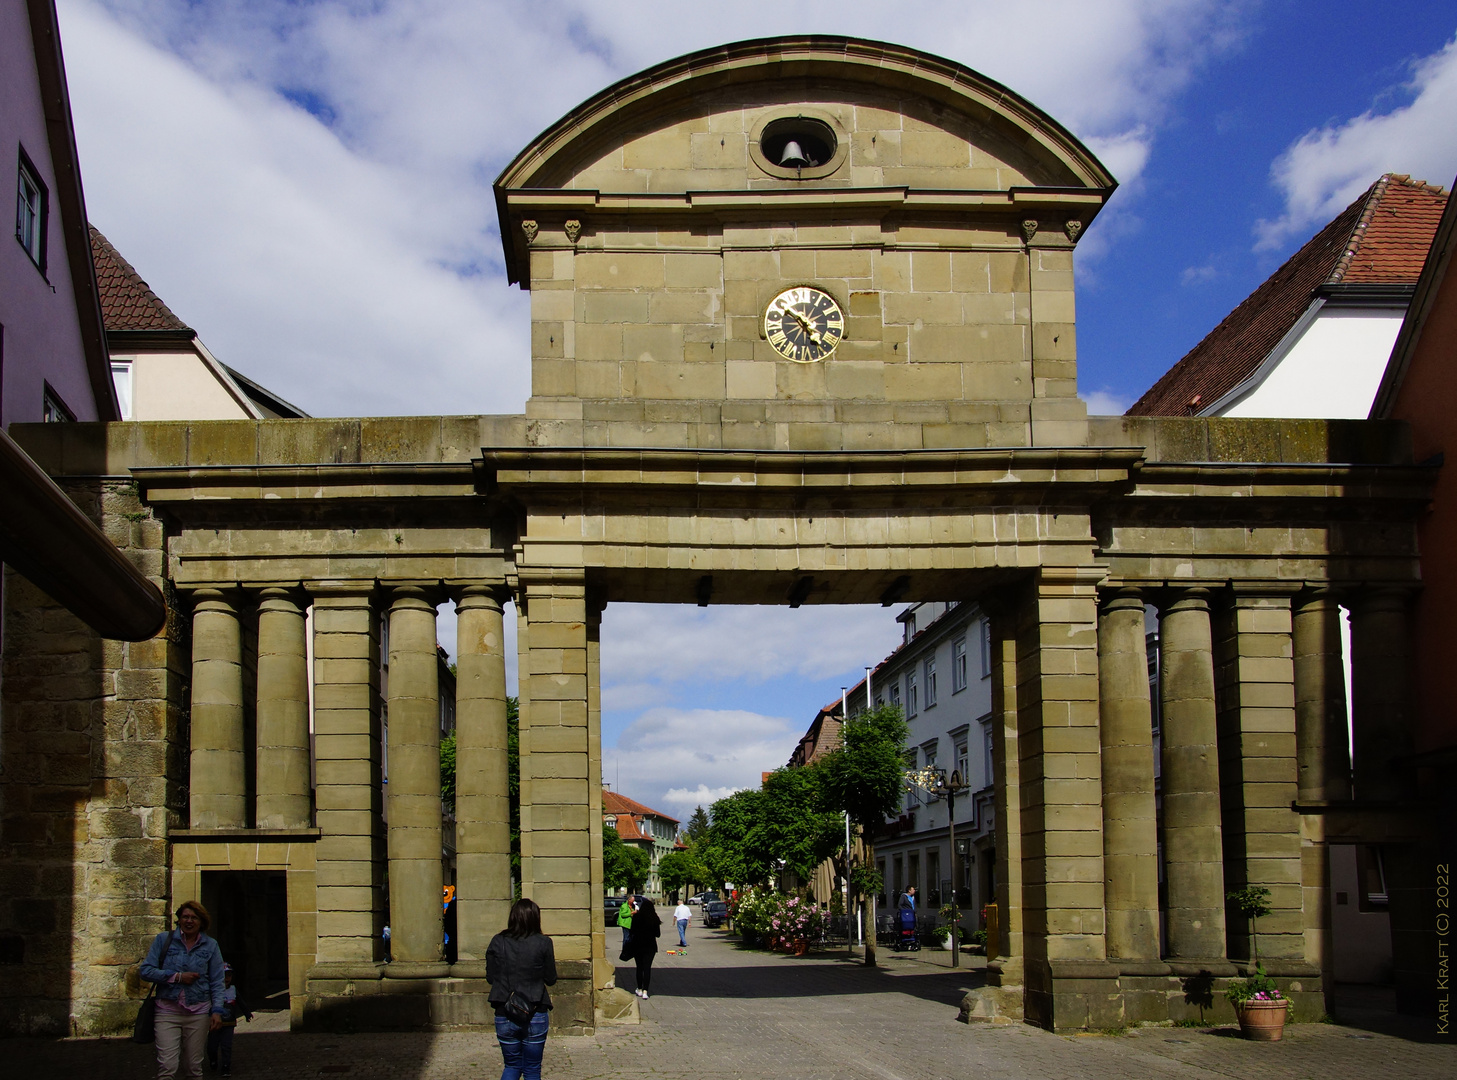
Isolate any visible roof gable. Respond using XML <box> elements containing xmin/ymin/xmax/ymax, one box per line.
<box><xmin>90</xmin><ymin>225</ymin><xmax>191</xmax><ymax>334</ymax></box>
<box><xmin>1129</xmin><ymin>175</ymin><xmax>1448</xmax><ymax>417</ymax></box>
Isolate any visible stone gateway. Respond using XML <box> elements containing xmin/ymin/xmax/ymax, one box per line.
<box><xmin>0</xmin><ymin>37</ymin><xmax>1433</xmax><ymax>1035</ymax></box>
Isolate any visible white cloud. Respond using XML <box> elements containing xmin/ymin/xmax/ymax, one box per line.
<box><xmin>1256</xmin><ymin>35</ymin><xmax>1457</xmax><ymax>250</ymax></box>
<box><xmin>1181</xmin><ymin>264</ymin><xmax>1218</xmax><ymax>286</ymax></box>
<box><xmin>56</xmin><ymin>0</ymin><xmax>1256</xmax><ymax>419</ymax></box>
<box><xmin>603</xmin><ymin>707</ymin><xmax>801</xmax><ymax>816</ymax></box>
<box><xmin>600</xmin><ymin>604</ymin><xmax>903</xmax><ymax>688</ymax></box>
<box><xmin>1081</xmin><ymin>389</ymin><xmax>1132</xmax><ymax>415</ymax></box>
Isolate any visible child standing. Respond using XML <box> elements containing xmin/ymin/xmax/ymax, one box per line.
<box><xmin>206</xmin><ymin>965</ymin><xmax>253</xmax><ymax>1076</ymax></box>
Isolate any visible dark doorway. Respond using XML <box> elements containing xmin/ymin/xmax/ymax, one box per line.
<box><xmin>202</xmin><ymin>870</ymin><xmax>289</xmax><ymax>1008</ymax></box>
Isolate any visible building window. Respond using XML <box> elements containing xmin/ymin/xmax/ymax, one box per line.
<box><xmin>889</xmin><ymin>680</ymin><xmax>901</xmax><ymax>709</ymax></box>
<box><xmin>16</xmin><ymin>150</ymin><xmax>47</xmax><ymax>271</ymax></box>
<box><xmin>42</xmin><ymin>382</ymin><xmax>73</xmax><ymax>422</ymax></box>
<box><xmin>952</xmin><ymin>636</ymin><xmax>967</xmax><ymax>693</ymax></box>
<box><xmin>924</xmin><ymin>655</ymin><xmax>937</xmax><ymax>709</ymax></box>
<box><xmin>982</xmin><ymin>721</ymin><xmax>994</xmax><ymax>788</ymax></box>
<box><xmin>904</xmin><ymin>750</ymin><xmax>919</xmax><ymax>809</ymax></box>
<box><xmin>979</xmin><ymin>618</ymin><xmax>991</xmax><ymax>678</ymax></box>
<box><xmin>906</xmin><ymin>670</ymin><xmax>918</xmax><ymax>716</ymax></box>
<box><xmin>956</xmin><ymin>739</ymin><xmax>969</xmax><ymax>786</ymax></box>
<box><xmin>111</xmin><ymin>360</ymin><xmax>134</xmax><ymax>419</ymax></box>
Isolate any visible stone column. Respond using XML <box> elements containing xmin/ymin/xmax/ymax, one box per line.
<box><xmin>1349</xmin><ymin>588</ymin><xmax>1415</xmax><ymax>802</ymax></box>
<box><xmin>452</xmin><ymin>584</ymin><xmax>512</xmax><ymax>961</ymax></box>
<box><xmin>517</xmin><ymin>571</ymin><xmax>592</xmax><ymax>963</ymax></box>
<box><xmin>384</xmin><ymin>586</ymin><xmax>444</xmax><ymax>966</ymax></box>
<box><xmin>586</xmin><ymin>597</ymin><xmax>609</xmax><ymax>990</ymax></box>
<box><xmin>1014</xmin><ymin>568</ymin><xmax>1108</xmax><ymax>1029</ymax></box>
<box><xmin>1214</xmin><ymin>593</ymin><xmax>1302</xmax><ymax>966</ymax></box>
<box><xmin>1096</xmin><ymin>589</ymin><xmax>1159</xmax><ymax>961</ymax></box>
<box><xmin>312</xmin><ymin>587</ymin><xmax>384</xmax><ymax>963</ymax></box>
<box><xmin>1292</xmin><ymin>588</ymin><xmax>1349</xmax><ymax>993</ymax></box>
<box><xmin>190</xmin><ymin>588</ymin><xmax>247</xmax><ymax>829</ymax></box>
<box><xmin>1158</xmin><ymin>588</ymin><xmax>1226</xmax><ymax>963</ymax></box>
<box><xmin>256</xmin><ymin>587</ymin><xmax>312</xmax><ymax>829</ymax></box>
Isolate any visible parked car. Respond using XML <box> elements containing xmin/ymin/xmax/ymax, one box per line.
<box><xmin>703</xmin><ymin>900</ymin><xmax>728</xmax><ymax>928</ymax></box>
<box><xmin>687</xmin><ymin>893</ymin><xmax>707</xmax><ymax>905</ymax></box>
<box><xmin>604</xmin><ymin>895</ymin><xmax>628</xmax><ymax>921</ymax></box>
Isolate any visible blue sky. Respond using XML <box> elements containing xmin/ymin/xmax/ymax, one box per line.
<box><xmin>55</xmin><ymin>1</ymin><xmax>1457</xmax><ymax>816</ymax></box>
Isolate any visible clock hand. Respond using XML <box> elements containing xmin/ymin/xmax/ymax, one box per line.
<box><xmin>788</xmin><ymin>309</ymin><xmax>823</xmax><ymax>344</ymax></box>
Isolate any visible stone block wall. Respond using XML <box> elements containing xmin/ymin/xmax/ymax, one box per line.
<box><xmin>0</xmin><ymin>478</ymin><xmax>185</xmax><ymax>1035</ymax></box>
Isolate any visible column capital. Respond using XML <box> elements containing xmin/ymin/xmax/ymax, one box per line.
<box><xmin>1158</xmin><ymin>586</ymin><xmax>1212</xmax><ymax>615</ymax></box>
<box><xmin>385</xmin><ymin>582</ymin><xmax>444</xmax><ymax>610</ymax></box>
<box><xmin>256</xmin><ymin>585</ymin><xmax>308</xmax><ymax>614</ymax></box>
<box><xmin>1294</xmin><ymin>585</ymin><xmax>1344</xmax><ymax>611</ymax></box>
<box><xmin>1098</xmin><ymin>587</ymin><xmax>1145</xmax><ymax>615</ymax></box>
<box><xmin>1351</xmin><ymin>584</ymin><xmax>1418</xmax><ymax>614</ymax></box>
<box><xmin>450</xmin><ymin>582</ymin><xmax>510</xmax><ymax>609</ymax></box>
<box><xmin>188</xmin><ymin>587</ymin><xmax>246</xmax><ymax>616</ymax></box>
<box><xmin>309</xmin><ymin>581</ymin><xmax>379</xmax><ymax>604</ymax></box>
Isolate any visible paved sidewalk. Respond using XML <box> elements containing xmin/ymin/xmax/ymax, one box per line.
<box><xmin>10</xmin><ymin>927</ymin><xmax>1454</xmax><ymax>1079</ymax></box>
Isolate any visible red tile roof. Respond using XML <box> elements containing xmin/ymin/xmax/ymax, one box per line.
<box><xmin>1128</xmin><ymin>175</ymin><xmax>1448</xmax><ymax>417</ymax></box>
<box><xmin>89</xmin><ymin>225</ymin><xmax>191</xmax><ymax>333</ymax></box>
<box><xmin>602</xmin><ymin>789</ymin><xmax>678</xmax><ymax>824</ymax></box>
<box><xmin>609</xmin><ymin>813</ymin><xmax>649</xmax><ymax>842</ymax></box>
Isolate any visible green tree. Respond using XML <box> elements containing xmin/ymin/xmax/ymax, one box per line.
<box><xmin>758</xmin><ymin>767</ymin><xmax>842</xmax><ymax>883</ymax></box>
<box><xmin>703</xmin><ymin>787</ymin><xmax>768</xmax><ymax>887</ymax></box>
<box><xmin>815</xmin><ymin>703</ymin><xmax>909</xmax><ymax>966</ymax></box>
<box><xmin>683</xmin><ymin>805</ymin><xmax>710</xmax><ymax>846</ymax></box>
<box><xmin>439</xmin><ymin>729</ymin><xmax>457</xmax><ymax>814</ymax></box>
<box><xmin>603</xmin><ymin>826</ymin><xmax>651</xmax><ymax>893</ymax></box>
<box><xmin>658</xmin><ymin>850</ymin><xmax>709</xmax><ymax>898</ymax></box>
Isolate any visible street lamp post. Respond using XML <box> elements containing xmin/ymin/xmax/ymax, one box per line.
<box><xmin>905</xmin><ymin>765</ymin><xmax>971</xmax><ymax>967</ymax></box>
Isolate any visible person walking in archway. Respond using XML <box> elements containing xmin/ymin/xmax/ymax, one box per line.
<box><xmin>486</xmin><ymin>898</ymin><xmax>557</xmax><ymax>1080</ymax></box>
<box><xmin>626</xmin><ymin>898</ymin><xmax>661</xmax><ymax>999</ymax></box>
<box><xmin>140</xmin><ymin>900</ymin><xmax>226</xmax><ymax>1080</ymax></box>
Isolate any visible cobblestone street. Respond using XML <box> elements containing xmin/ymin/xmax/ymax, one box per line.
<box><xmin>10</xmin><ymin>927</ymin><xmax>1454</xmax><ymax>1079</ymax></box>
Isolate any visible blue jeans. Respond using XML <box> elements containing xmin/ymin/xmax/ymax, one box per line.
<box><xmin>677</xmin><ymin>918</ymin><xmax>688</xmax><ymax>945</ymax></box>
<box><xmin>495</xmin><ymin>1009</ymin><xmax>549</xmax><ymax>1080</ymax></box>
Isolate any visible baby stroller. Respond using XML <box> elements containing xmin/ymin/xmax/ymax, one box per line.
<box><xmin>894</xmin><ymin>904</ymin><xmax>920</xmax><ymax>951</ymax></box>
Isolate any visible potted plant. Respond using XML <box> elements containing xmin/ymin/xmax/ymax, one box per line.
<box><xmin>1225</xmin><ymin>885</ymin><xmax>1287</xmax><ymax>1040</ymax></box>
<box><xmin>935</xmin><ymin>902</ymin><xmax>963</xmax><ymax>951</ymax></box>
<box><xmin>1225</xmin><ymin>967</ymin><xmax>1287</xmax><ymax>1040</ymax></box>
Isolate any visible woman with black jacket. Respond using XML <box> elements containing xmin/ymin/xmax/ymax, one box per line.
<box><xmin>627</xmin><ymin>897</ymin><xmax>662</xmax><ymax>999</ymax></box>
<box><xmin>486</xmin><ymin>899</ymin><xmax>558</xmax><ymax>1080</ymax></box>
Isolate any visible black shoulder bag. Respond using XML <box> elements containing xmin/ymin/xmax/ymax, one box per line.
<box><xmin>132</xmin><ymin>930</ymin><xmax>175</xmax><ymax>1044</ymax></box>
<box><xmin>503</xmin><ymin>989</ymin><xmax>536</xmax><ymax>1026</ymax></box>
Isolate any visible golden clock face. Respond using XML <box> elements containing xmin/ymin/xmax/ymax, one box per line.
<box><xmin>763</xmin><ymin>286</ymin><xmax>845</xmax><ymax>363</ymax></box>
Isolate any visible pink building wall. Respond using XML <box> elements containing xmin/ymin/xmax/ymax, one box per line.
<box><xmin>0</xmin><ymin>0</ymin><xmax>102</xmax><ymax>428</ymax></box>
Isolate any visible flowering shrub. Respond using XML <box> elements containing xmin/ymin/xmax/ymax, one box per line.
<box><xmin>730</xmin><ymin>887</ymin><xmax>828</xmax><ymax>952</ymax></box>
<box><xmin>1225</xmin><ymin>966</ymin><xmax>1284</xmax><ymax>1004</ymax></box>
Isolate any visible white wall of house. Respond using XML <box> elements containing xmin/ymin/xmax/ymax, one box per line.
<box><xmin>862</xmin><ymin>601</ymin><xmax>994</xmax><ymax>917</ymax></box>
<box><xmin>111</xmin><ymin>350</ymin><xmax>256</xmax><ymax>421</ymax></box>
<box><xmin>1220</xmin><ymin>308</ymin><xmax>1403</xmax><ymax>419</ymax></box>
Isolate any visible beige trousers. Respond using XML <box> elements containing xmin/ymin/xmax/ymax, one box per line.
<box><xmin>155</xmin><ymin>1008</ymin><xmax>211</xmax><ymax>1080</ymax></box>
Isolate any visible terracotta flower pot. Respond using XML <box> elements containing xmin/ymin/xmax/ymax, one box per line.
<box><xmin>1235</xmin><ymin>999</ymin><xmax>1289</xmax><ymax>1041</ymax></box>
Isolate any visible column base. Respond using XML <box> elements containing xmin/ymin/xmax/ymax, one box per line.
<box><xmin>302</xmin><ymin>960</ymin><xmax>594</xmax><ymax>1033</ymax></box>
<box><xmin>966</xmin><ymin>957</ymin><xmax>1326</xmax><ymax>1031</ymax></box>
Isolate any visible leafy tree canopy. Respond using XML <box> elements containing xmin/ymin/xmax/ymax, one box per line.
<box><xmin>658</xmin><ymin>850</ymin><xmax>709</xmax><ymax>895</ymax></box>
<box><xmin>603</xmin><ymin>826</ymin><xmax>651</xmax><ymax>892</ymax></box>
<box><xmin>814</xmin><ymin>704</ymin><xmax>908</xmax><ymax>831</ymax></box>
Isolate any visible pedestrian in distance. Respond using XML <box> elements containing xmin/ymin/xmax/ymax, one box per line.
<box><xmin>486</xmin><ymin>898</ymin><xmax>558</xmax><ymax>1080</ymax></box>
<box><xmin>205</xmin><ymin>964</ymin><xmax>253</xmax><ymax>1077</ymax></box>
<box><xmin>616</xmin><ymin>894</ymin><xmax>635</xmax><ymax>955</ymax></box>
<box><xmin>626</xmin><ymin>897</ymin><xmax>662</xmax><ymax>999</ymax></box>
<box><xmin>139</xmin><ymin>900</ymin><xmax>226</xmax><ymax>1080</ymax></box>
<box><xmin>673</xmin><ymin>899</ymin><xmax>691</xmax><ymax>948</ymax></box>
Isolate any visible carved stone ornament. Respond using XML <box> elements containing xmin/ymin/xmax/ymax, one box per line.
<box><xmin>1064</xmin><ymin>219</ymin><xmax>1084</xmax><ymax>243</ymax></box>
<box><xmin>1021</xmin><ymin>219</ymin><xmax>1039</xmax><ymax>242</ymax></box>
<box><xmin>564</xmin><ymin>219</ymin><xmax>582</xmax><ymax>243</ymax></box>
<box><xmin>521</xmin><ymin>219</ymin><xmax>539</xmax><ymax>244</ymax></box>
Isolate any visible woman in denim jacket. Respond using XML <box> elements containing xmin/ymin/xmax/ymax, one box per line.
<box><xmin>140</xmin><ymin>900</ymin><xmax>226</xmax><ymax>1080</ymax></box>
